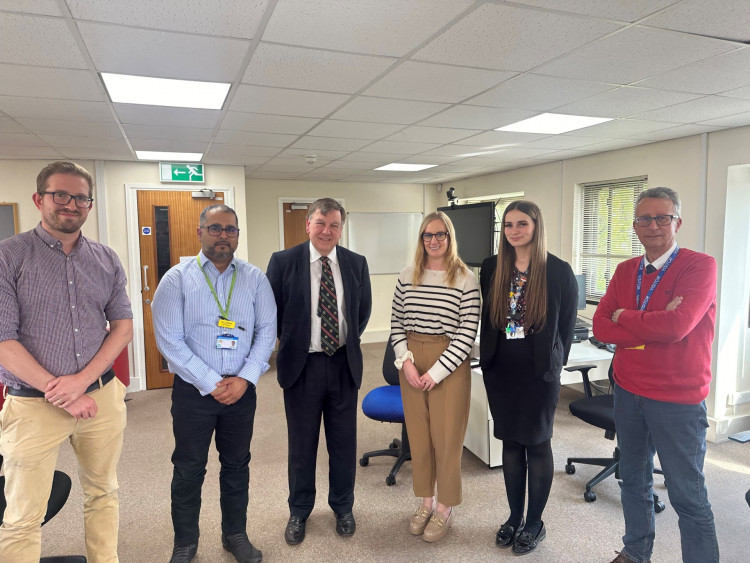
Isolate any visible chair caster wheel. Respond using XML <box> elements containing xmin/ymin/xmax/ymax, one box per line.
<box><xmin>385</xmin><ymin>475</ymin><xmax>396</xmax><ymax>486</ymax></box>
<box><xmin>654</xmin><ymin>500</ymin><xmax>665</xmax><ymax>513</ymax></box>
<box><xmin>359</xmin><ymin>457</ymin><xmax>369</xmax><ymax>467</ymax></box>
<box><xmin>389</xmin><ymin>441</ymin><xmax>399</xmax><ymax>450</ymax></box>
<box><xmin>584</xmin><ymin>491</ymin><xmax>597</xmax><ymax>502</ymax></box>
<box><xmin>565</xmin><ymin>463</ymin><xmax>575</xmax><ymax>475</ymax></box>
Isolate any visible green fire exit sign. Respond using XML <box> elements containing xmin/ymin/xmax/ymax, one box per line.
<box><xmin>160</xmin><ymin>163</ymin><xmax>204</xmax><ymax>183</ymax></box>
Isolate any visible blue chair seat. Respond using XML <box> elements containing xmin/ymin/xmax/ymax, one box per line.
<box><xmin>362</xmin><ymin>385</ymin><xmax>404</xmax><ymax>424</ymax></box>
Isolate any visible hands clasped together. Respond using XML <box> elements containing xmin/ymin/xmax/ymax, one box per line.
<box><xmin>45</xmin><ymin>374</ymin><xmax>98</xmax><ymax>419</ymax></box>
<box><xmin>402</xmin><ymin>359</ymin><xmax>437</xmax><ymax>392</ymax></box>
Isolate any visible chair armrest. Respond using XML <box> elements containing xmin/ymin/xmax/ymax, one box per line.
<box><xmin>564</xmin><ymin>364</ymin><xmax>597</xmax><ymax>398</ymax></box>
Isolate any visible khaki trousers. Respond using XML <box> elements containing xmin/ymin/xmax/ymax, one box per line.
<box><xmin>399</xmin><ymin>332</ymin><xmax>471</xmax><ymax>507</ymax></box>
<box><xmin>0</xmin><ymin>378</ymin><xmax>127</xmax><ymax>563</ymax></box>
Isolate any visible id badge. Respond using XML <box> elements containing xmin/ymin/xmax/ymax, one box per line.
<box><xmin>218</xmin><ymin>318</ymin><xmax>236</xmax><ymax>329</ymax></box>
<box><xmin>216</xmin><ymin>334</ymin><xmax>238</xmax><ymax>349</ymax></box>
<box><xmin>505</xmin><ymin>323</ymin><xmax>525</xmax><ymax>340</ymax></box>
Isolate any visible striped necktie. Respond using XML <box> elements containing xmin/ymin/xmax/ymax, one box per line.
<box><xmin>318</xmin><ymin>256</ymin><xmax>339</xmax><ymax>356</ymax></box>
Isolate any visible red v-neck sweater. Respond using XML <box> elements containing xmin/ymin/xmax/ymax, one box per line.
<box><xmin>593</xmin><ymin>249</ymin><xmax>716</xmax><ymax>404</ymax></box>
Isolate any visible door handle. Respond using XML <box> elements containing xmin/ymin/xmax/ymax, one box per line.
<box><xmin>142</xmin><ymin>265</ymin><xmax>150</xmax><ymax>292</ymax></box>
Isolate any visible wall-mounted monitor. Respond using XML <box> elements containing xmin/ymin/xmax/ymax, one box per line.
<box><xmin>575</xmin><ymin>274</ymin><xmax>587</xmax><ymax>310</ymax></box>
<box><xmin>437</xmin><ymin>202</ymin><xmax>495</xmax><ymax>267</ymax></box>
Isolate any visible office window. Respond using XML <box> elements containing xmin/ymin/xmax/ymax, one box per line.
<box><xmin>573</xmin><ymin>177</ymin><xmax>647</xmax><ymax>300</ymax></box>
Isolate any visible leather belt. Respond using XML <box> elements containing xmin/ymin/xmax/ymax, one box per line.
<box><xmin>7</xmin><ymin>369</ymin><xmax>116</xmax><ymax>398</ymax></box>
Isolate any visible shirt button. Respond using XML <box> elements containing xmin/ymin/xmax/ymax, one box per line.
<box><xmin>74</xmin><ymin>328</ymin><xmax>79</xmax><ymax>332</ymax></box>
<box><xmin>71</xmin><ymin>305</ymin><xmax>75</xmax><ymax>309</ymax></box>
<box><xmin>69</xmin><ymin>281</ymin><xmax>73</xmax><ymax>285</ymax></box>
<box><xmin>76</xmin><ymin>353</ymin><xmax>80</xmax><ymax>357</ymax></box>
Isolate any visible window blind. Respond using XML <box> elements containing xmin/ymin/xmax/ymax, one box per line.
<box><xmin>573</xmin><ymin>177</ymin><xmax>647</xmax><ymax>300</ymax></box>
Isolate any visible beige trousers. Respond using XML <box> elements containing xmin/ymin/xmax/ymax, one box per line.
<box><xmin>399</xmin><ymin>332</ymin><xmax>471</xmax><ymax>507</ymax></box>
<box><xmin>0</xmin><ymin>378</ymin><xmax>127</xmax><ymax>563</ymax></box>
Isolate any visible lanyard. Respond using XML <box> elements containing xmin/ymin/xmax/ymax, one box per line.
<box><xmin>196</xmin><ymin>254</ymin><xmax>237</xmax><ymax>318</ymax></box>
<box><xmin>636</xmin><ymin>246</ymin><xmax>679</xmax><ymax>310</ymax></box>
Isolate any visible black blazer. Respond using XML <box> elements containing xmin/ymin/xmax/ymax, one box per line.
<box><xmin>479</xmin><ymin>253</ymin><xmax>578</xmax><ymax>382</ymax></box>
<box><xmin>266</xmin><ymin>242</ymin><xmax>372</xmax><ymax>390</ymax></box>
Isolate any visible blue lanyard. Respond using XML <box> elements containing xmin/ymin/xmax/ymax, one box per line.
<box><xmin>636</xmin><ymin>247</ymin><xmax>679</xmax><ymax>310</ymax></box>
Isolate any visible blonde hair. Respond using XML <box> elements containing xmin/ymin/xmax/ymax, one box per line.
<box><xmin>412</xmin><ymin>211</ymin><xmax>469</xmax><ymax>287</ymax></box>
<box><xmin>488</xmin><ymin>200</ymin><xmax>548</xmax><ymax>330</ymax></box>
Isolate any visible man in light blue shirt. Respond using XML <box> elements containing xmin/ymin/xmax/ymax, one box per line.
<box><xmin>152</xmin><ymin>204</ymin><xmax>276</xmax><ymax>563</ymax></box>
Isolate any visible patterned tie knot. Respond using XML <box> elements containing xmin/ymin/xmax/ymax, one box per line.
<box><xmin>319</xmin><ymin>256</ymin><xmax>339</xmax><ymax>356</ymax></box>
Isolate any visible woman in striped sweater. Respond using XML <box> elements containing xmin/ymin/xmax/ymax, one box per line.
<box><xmin>391</xmin><ymin>210</ymin><xmax>480</xmax><ymax>543</ymax></box>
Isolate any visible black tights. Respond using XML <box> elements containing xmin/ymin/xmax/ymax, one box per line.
<box><xmin>502</xmin><ymin>438</ymin><xmax>554</xmax><ymax>530</ymax></box>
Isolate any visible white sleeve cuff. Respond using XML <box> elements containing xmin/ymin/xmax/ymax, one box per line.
<box><xmin>393</xmin><ymin>350</ymin><xmax>414</xmax><ymax>370</ymax></box>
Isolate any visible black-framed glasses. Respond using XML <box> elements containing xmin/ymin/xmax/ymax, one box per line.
<box><xmin>634</xmin><ymin>215</ymin><xmax>678</xmax><ymax>227</ymax></box>
<box><xmin>40</xmin><ymin>191</ymin><xmax>94</xmax><ymax>209</ymax></box>
<box><xmin>422</xmin><ymin>231</ymin><xmax>448</xmax><ymax>242</ymax></box>
<box><xmin>201</xmin><ymin>225</ymin><xmax>240</xmax><ymax>238</ymax></box>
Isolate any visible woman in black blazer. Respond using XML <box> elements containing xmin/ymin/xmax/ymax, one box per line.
<box><xmin>479</xmin><ymin>200</ymin><xmax>577</xmax><ymax>556</ymax></box>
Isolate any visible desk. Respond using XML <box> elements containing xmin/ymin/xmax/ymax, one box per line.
<box><xmin>463</xmin><ymin>341</ymin><xmax>613</xmax><ymax>468</ymax></box>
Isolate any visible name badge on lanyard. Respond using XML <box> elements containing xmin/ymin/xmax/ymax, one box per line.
<box><xmin>216</xmin><ymin>334</ymin><xmax>238</xmax><ymax>349</ymax></box>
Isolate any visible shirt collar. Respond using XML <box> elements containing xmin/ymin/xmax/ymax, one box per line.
<box><xmin>34</xmin><ymin>222</ymin><xmax>84</xmax><ymax>252</ymax></box>
<box><xmin>197</xmin><ymin>249</ymin><xmax>236</xmax><ymax>273</ymax></box>
<box><xmin>309</xmin><ymin>241</ymin><xmax>338</xmax><ymax>265</ymax></box>
<box><xmin>644</xmin><ymin>240</ymin><xmax>678</xmax><ymax>271</ymax></box>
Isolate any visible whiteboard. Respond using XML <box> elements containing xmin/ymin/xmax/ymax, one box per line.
<box><xmin>0</xmin><ymin>204</ymin><xmax>19</xmax><ymax>242</ymax></box>
<box><xmin>346</xmin><ymin>212</ymin><xmax>422</xmax><ymax>274</ymax></box>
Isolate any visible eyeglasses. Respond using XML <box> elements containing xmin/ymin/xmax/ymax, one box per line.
<box><xmin>201</xmin><ymin>225</ymin><xmax>240</xmax><ymax>238</ymax></box>
<box><xmin>40</xmin><ymin>191</ymin><xmax>93</xmax><ymax>209</ymax></box>
<box><xmin>421</xmin><ymin>231</ymin><xmax>448</xmax><ymax>242</ymax></box>
<box><xmin>634</xmin><ymin>215</ymin><xmax>679</xmax><ymax>227</ymax></box>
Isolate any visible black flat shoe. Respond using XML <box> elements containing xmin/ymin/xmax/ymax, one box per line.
<box><xmin>285</xmin><ymin>516</ymin><xmax>307</xmax><ymax>545</ymax></box>
<box><xmin>222</xmin><ymin>533</ymin><xmax>262</xmax><ymax>563</ymax></box>
<box><xmin>512</xmin><ymin>521</ymin><xmax>545</xmax><ymax>556</ymax></box>
<box><xmin>496</xmin><ymin>517</ymin><xmax>525</xmax><ymax>548</ymax></box>
<box><xmin>335</xmin><ymin>512</ymin><xmax>356</xmax><ymax>537</ymax></box>
<box><xmin>169</xmin><ymin>543</ymin><xmax>197</xmax><ymax>563</ymax></box>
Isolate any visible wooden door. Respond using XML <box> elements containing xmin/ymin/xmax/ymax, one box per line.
<box><xmin>137</xmin><ymin>190</ymin><xmax>216</xmax><ymax>389</ymax></box>
<box><xmin>283</xmin><ymin>202</ymin><xmax>309</xmax><ymax>249</ymax></box>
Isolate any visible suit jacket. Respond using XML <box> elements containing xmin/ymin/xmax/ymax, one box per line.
<box><xmin>479</xmin><ymin>252</ymin><xmax>577</xmax><ymax>382</ymax></box>
<box><xmin>267</xmin><ymin>242</ymin><xmax>372</xmax><ymax>389</ymax></box>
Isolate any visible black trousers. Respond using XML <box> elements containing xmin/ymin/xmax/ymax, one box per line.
<box><xmin>170</xmin><ymin>375</ymin><xmax>256</xmax><ymax>545</ymax></box>
<box><xmin>284</xmin><ymin>347</ymin><xmax>358</xmax><ymax>519</ymax></box>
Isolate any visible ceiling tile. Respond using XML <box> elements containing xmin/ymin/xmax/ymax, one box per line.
<box><xmin>306</xmin><ymin>120</ymin><xmax>403</xmax><ymax>140</ymax></box>
<box><xmin>635</xmin><ymin>48</ymin><xmax>750</xmax><ymax>95</ymax></box>
<box><xmin>420</xmin><ymin>105</ymin><xmax>536</xmax><ymax>129</ymax></box>
<box><xmin>363</xmin><ymin>61</ymin><xmax>515</xmax><ymax>103</ymax></box>
<box><xmin>204</xmin><ymin>155</ymin><xmax>271</xmax><ymax>166</ymax></box>
<box><xmin>289</xmin><ymin>136</ymin><xmax>371</xmax><ymax>152</ymax></box>
<box><xmin>331</xmin><ymin>97</ymin><xmax>449</xmax><ymax>124</ymax></box>
<box><xmin>536</xmin><ymin>26</ymin><xmax>736</xmax><ymax>84</ymax></box>
<box><xmin>207</xmin><ymin>143</ymin><xmax>281</xmax><ymax>158</ymax></box>
<box><xmin>698</xmin><ymin>111</ymin><xmax>750</xmax><ymax>128</ymax></box>
<box><xmin>0</xmin><ymin>64</ymin><xmax>104</xmax><ymax>100</ymax></box>
<box><xmin>571</xmin><ymin>118</ymin><xmax>679</xmax><ymax>138</ymax></box>
<box><xmin>213</xmin><ymin>129</ymin><xmax>298</xmax><ymax>147</ymax></box>
<box><xmin>358</xmin><ymin>140</ymin><xmax>440</xmax><ymax>154</ymax></box>
<box><xmin>451</xmin><ymin>130</ymin><xmax>550</xmax><ymax>147</ymax></box>
<box><xmin>114</xmin><ymin>104</ymin><xmax>221</xmax><ymax>128</ymax></box>
<box><xmin>67</xmin><ymin>0</ymin><xmax>268</xmax><ymax>38</ymax></box>
<box><xmin>0</xmin><ymin>13</ymin><xmax>87</xmax><ymax>68</ymax></box>
<box><xmin>60</xmin><ymin>148</ymin><xmax>133</xmax><ymax>160</ymax></box>
<box><xmin>0</xmin><ymin>116</ymin><xmax>29</xmax><ymax>133</ymax></box>
<box><xmin>466</xmin><ymin>73</ymin><xmax>616</xmax><ymax>111</ymax></box>
<box><xmin>123</xmin><ymin>124</ymin><xmax>214</xmax><ymax>142</ymax></box>
<box><xmin>222</xmin><ymin>112</ymin><xmax>319</xmax><ymax>135</ymax></box>
<box><xmin>259</xmin><ymin>158</ymin><xmax>328</xmax><ymax>172</ymax></box>
<box><xmin>0</xmin><ymin>144</ymin><xmax>62</xmax><ymax>157</ymax></box>
<box><xmin>385</xmin><ymin>126</ymin><xmax>477</xmax><ymax>144</ymax></box>
<box><xmin>414</xmin><ymin>3</ymin><xmax>622</xmax><ymax>71</ymax></box>
<box><xmin>1</xmin><ymin>1</ymin><xmax>64</xmax><ymax>17</ymax></box>
<box><xmin>1</xmin><ymin>97</ymin><xmax>113</xmax><ymax>122</ymax></box>
<box><xmin>554</xmin><ymin>86</ymin><xmax>702</xmax><ymax>118</ymax></box>
<box><xmin>38</xmin><ymin>135</ymin><xmax>129</xmax><ymax>150</ymax></box>
<box><xmin>512</xmin><ymin>0</ymin><xmax>676</xmax><ymax>22</ymax></box>
<box><xmin>521</xmin><ymin>135</ymin><xmax>602</xmax><ymax>150</ymax></box>
<box><xmin>261</xmin><ymin>0</ymin><xmax>474</xmax><ymax>57</ymax></box>
<box><xmin>318</xmin><ymin>161</ymin><xmax>375</xmax><ymax>171</ymax></box>
<box><xmin>642</xmin><ymin>0</ymin><xmax>750</xmax><ymax>43</ymax></box>
<box><xmin>634</xmin><ymin>95</ymin><xmax>750</xmax><ymax>123</ymax></box>
<box><xmin>0</xmin><ymin>131</ymin><xmax>46</xmax><ymax>146</ymax></box>
<box><xmin>16</xmin><ymin>118</ymin><xmax>122</xmax><ymax>136</ymax></box>
<box><xmin>78</xmin><ymin>21</ymin><xmax>250</xmax><ymax>81</ymax></box>
<box><xmin>131</xmin><ymin>140</ymin><xmax>208</xmax><ymax>153</ymax></box>
<box><xmin>337</xmin><ymin>152</ymin><xmax>402</xmax><ymax>163</ymax></box>
<box><xmin>242</xmin><ymin>43</ymin><xmax>394</xmax><ymax>94</ymax></box>
<box><xmin>229</xmin><ymin>85</ymin><xmax>349</xmax><ymax>118</ymax></box>
<box><xmin>720</xmin><ymin>85</ymin><xmax>750</xmax><ymax>100</ymax></box>
<box><xmin>277</xmin><ymin>148</ymin><xmax>349</xmax><ymax>160</ymax></box>
<box><xmin>625</xmin><ymin>123</ymin><xmax>720</xmax><ymax>141</ymax></box>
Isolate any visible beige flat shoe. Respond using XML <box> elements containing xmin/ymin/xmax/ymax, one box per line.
<box><xmin>422</xmin><ymin>509</ymin><xmax>453</xmax><ymax>542</ymax></box>
<box><xmin>409</xmin><ymin>506</ymin><xmax>433</xmax><ymax>535</ymax></box>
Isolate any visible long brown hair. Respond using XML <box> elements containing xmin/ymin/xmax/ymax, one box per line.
<box><xmin>412</xmin><ymin>211</ymin><xmax>468</xmax><ymax>287</ymax></box>
<box><xmin>488</xmin><ymin>200</ymin><xmax>548</xmax><ymax>330</ymax></box>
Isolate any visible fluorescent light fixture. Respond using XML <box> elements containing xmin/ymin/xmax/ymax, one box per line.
<box><xmin>496</xmin><ymin>113</ymin><xmax>612</xmax><ymax>134</ymax></box>
<box><xmin>101</xmin><ymin>73</ymin><xmax>230</xmax><ymax>110</ymax></box>
<box><xmin>458</xmin><ymin>149</ymin><xmax>506</xmax><ymax>157</ymax></box>
<box><xmin>374</xmin><ymin>163</ymin><xmax>437</xmax><ymax>172</ymax></box>
<box><xmin>136</xmin><ymin>151</ymin><xmax>203</xmax><ymax>161</ymax></box>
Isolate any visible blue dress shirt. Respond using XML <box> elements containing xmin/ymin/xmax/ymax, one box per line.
<box><xmin>152</xmin><ymin>251</ymin><xmax>277</xmax><ymax>395</ymax></box>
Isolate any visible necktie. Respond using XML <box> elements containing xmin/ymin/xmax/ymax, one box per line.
<box><xmin>318</xmin><ymin>256</ymin><xmax>339</xmax><ymax>356</ymax></box>
<box><xmin>645</xmin><ymin>264</ymin><xmax>657</xmax><ymax>274</ymax></box>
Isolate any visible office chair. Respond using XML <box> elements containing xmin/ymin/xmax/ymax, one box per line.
<box><xmin>565</xmin><ymin>362</ymin><xmax>665</xmax><ymax>513</ymax></box>
<box><xmin>359</xmin><ymin>341</ymin><xmax>411</xmax><ymax>486</ymax></box>
<box><xmin>0</xmin><ymin>454</ymin><xmax>87</xmax><ymax>562</ymax></box>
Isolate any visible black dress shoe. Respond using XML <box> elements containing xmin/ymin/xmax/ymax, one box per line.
<box><xmin>169</xmin><ymin>543</ymin><xmax>197</xmax><ymax>563</ymax></box>
<box><xmin>512</xmin><ymin>521</ymin><xmax>546</xmax><ymax>556</ymax></box>
<box><xmin>335</xmin><ymin>512</ymin><xmax>356</xmax><ymax>537</ymax></box>
<box><xmin>496</xmin><ymin>517</ymin><xmax>525</xmax><ymax>548</ymax></box>
<box><xmin>222</xmin><ymin>532</ymin><xmax>262</xmax><ymax>563</ymax></box>
<box><xmin>285</xmin><ymin>516</ymin><xmax>307</xmax><ymax>545</ymax></box>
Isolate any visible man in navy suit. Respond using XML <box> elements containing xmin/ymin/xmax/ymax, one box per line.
<box><xmin>267</xmin><ymin>198</ymin><xmax>372</xmax><ymax>546</ymax></box>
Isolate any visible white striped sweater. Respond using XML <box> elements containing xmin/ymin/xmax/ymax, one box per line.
<box><xmin>391</xmin><ymin>265</ymin><xmax>480</xmax><ymax>383</ymax></box>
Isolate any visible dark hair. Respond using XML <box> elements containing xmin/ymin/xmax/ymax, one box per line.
<box><xmin>488</xmin><ymin>200</ymin><xmax>548</xmax><ymax>331</ymax></box>
<box><xmin>636</xmin><ymin>186</ymin><xmax>681</xmax><ymax>216</ymax></box>
<box><xmin>199</xmin><ymin>204</ymin><xmax>238</xmax><ymax>226</ymax></box>
<box><xmin>36</xmin><ymin>161</ymin><xmax>94</xmax><ymax>197</ymax></box>
<box><xmin>307</xmin><ymin>198</ymin><xmax>346</xmax><ymax>225</ymax></box>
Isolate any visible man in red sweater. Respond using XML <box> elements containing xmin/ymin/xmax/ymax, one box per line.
<box><xmin>593</xmin><ymin>187</ymin><xmax>718</xmax><ymax>563</ymax></box>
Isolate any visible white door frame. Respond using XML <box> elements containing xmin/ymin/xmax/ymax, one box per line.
<box><xmin>124</xmin><ymin>184</ymin><xmax>234</xmax><ymax>392</ymax></box>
